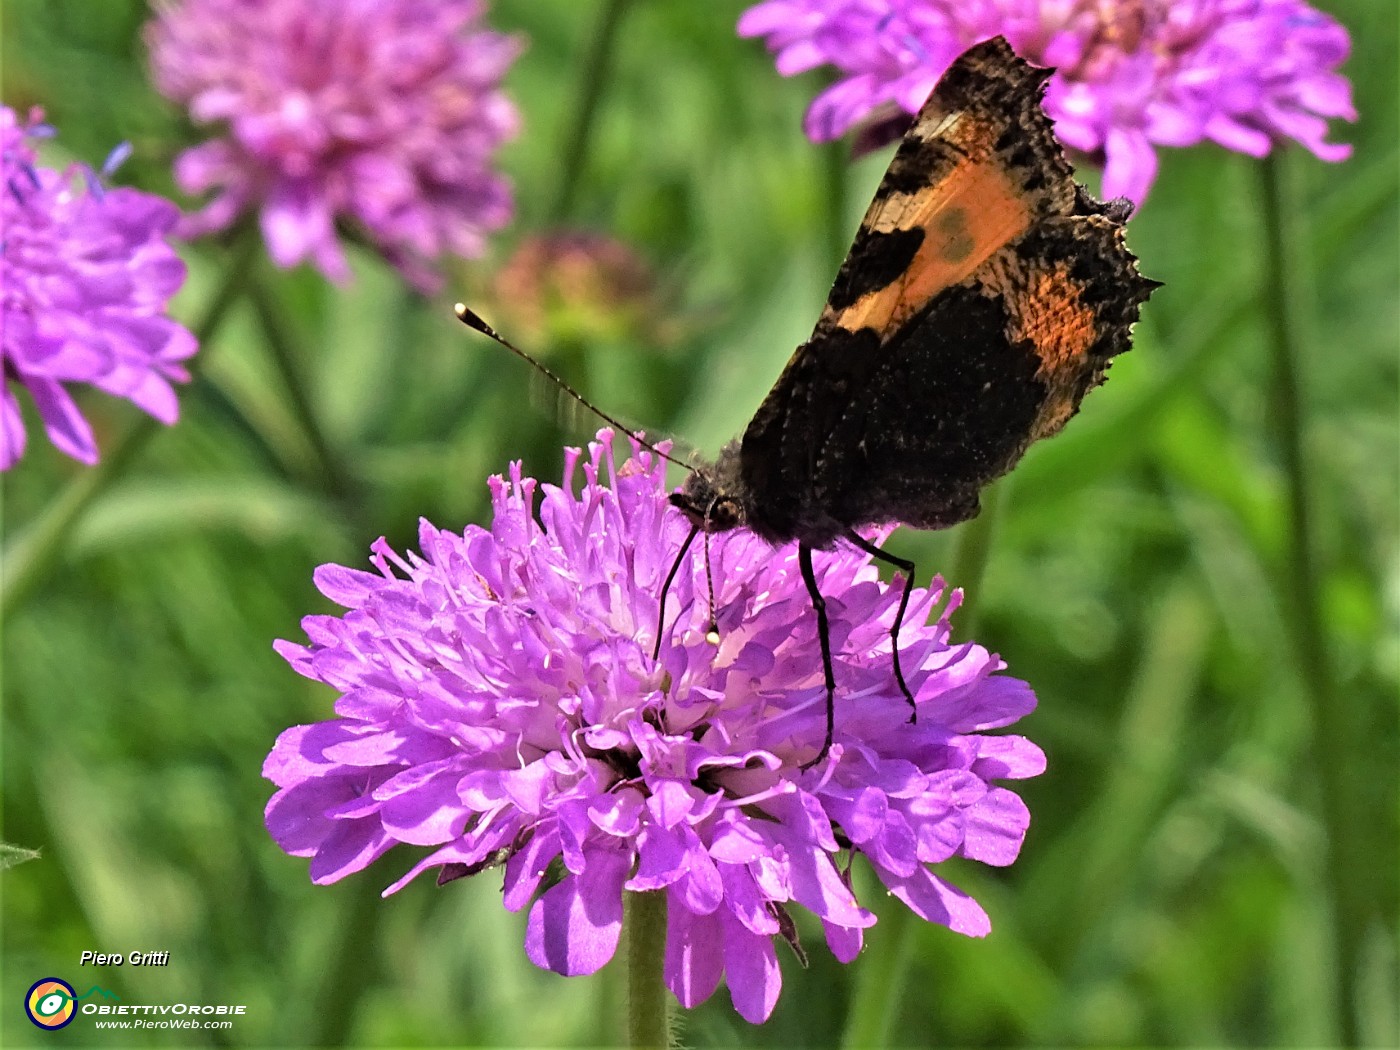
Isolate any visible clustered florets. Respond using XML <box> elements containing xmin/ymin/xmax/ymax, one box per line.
<box><xmin>1</xmin><ymin>106</ymin><xmax>195</xmax><ymax>469</ymax></box>
<box><xmin>146</xmin><ymin>0</ymin><xmax>521</xmax><ymax>291</ymax></box>
<box><xmin>739</xmin><ymin>0</ymin><xmax>1355</xmax><ymax>202</ymax></box>
<box><xmin>265</xmin><ymin>432</ymin><xmax>1045</xmax><ymax>1022</ymax></box>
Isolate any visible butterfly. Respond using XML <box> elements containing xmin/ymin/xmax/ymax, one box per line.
<box><xmin>458</xmin><ymin>36</ymin><xmax>1157</xmax><ymax>767</ymax></box>
<box><xmin>661</xmin><ymin>36</ymin><xmax>1158</xmax><ymax>763</ymax></box>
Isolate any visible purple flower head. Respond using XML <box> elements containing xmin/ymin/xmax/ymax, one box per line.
<box><xmin>146</xmin><ymin>0</ymin><xmax>522</xmax><ymax>292</ymax></box>
<box><xmin>1</xmin><ymin>106</ymin><xmax>195</xmax><ymax>470</ymax></box>
<box><xmin>738</xmin><ymin>0</ymin><xmax>1356</xmax><ymax>203</ymax></box>
<box><xmin>265</xmin><ymin>431</ymin><xmax>1045</xmax><ymax>1023</ymax></box>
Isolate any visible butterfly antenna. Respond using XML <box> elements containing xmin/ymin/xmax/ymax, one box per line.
<box><xmin>454</xmin><ymin>304</ymin><xmax>690</xmax><ymax>470</ymax></box>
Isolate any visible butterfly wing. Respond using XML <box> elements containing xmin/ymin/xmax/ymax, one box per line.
<box><xmin>816</xmin><ymin>37</ymin><xmax>1076</xmax><ymax>341</ymax></box>
<box><xmin>739</xmin><ymin>36</ymin><xmax>1155</xmax><ymax>545</ymax></box>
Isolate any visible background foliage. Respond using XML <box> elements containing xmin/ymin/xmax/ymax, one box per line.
<box><xmin>3</xmin><ymin>1</ymin><xmax>1396</xmax><ymax>1047</ymax></box>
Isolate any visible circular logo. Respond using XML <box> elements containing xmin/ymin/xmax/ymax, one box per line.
<box><xmin>25</xmin><ymin>978</ymin><xmax>76</xmax><ymax>1030</ymax></box>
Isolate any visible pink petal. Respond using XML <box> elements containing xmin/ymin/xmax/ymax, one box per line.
<box><xmin>525</xmin><ymin>849</ymin><xmax>630</xmax><ymax>976</ymax></box>
<box><xmin>0</xmin><ymin>386</ymin><xmax>28</xmax><ymax>469</ymax></box>
<box><xmin>664</xmin><ymin>898</ymin><xmax>724</xmax><ymax>1008</ymax></box>
<box><xmin>26</xmin><ymin>375</ymin><xmax>97</xmax><ymax>464</ymax></box>
<box><xmin>721</xmin><ymin>908</ymin><xmax>782</xmax><ymax>1024</ymax></box>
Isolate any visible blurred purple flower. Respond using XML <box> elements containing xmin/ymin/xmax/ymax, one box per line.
<box><xmin>738</xmin><ymin>0</ymin><xmax>1355</xmax><ymax>203</ymax></box>
<box><xmin>265</xmin><ymin>430</ymin><xmax>1045</xmax><ymax>1023</ymax></box>
<box><xmin>146</xmin><ymin>0</ymin><xmax>521</xmax><ymax>292</ymax></box>
<box><xmin>1</xmin><ymin>106</ymin><xmax>195</xmax><ymax>470</ymax></box>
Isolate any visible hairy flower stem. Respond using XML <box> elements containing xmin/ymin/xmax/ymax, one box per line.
<box><xmin>1259</xmin><ymin>154</ymin><xmax>1362</xmax><ymax>1046</ymax></box>
<box><xmin>0</xmin><ymin>230</ymin><xmax>258</xmax><ymax>618</ymax></box>
<box><xmin>840</xmin><ymin>484</ymin><xmax>1004</xmax><ymax>1048</ymax></box>
<box><xmin>550</xmin><ymin>0</ymin><xmax>634</xmax><ymax>223</ymax></box>
<box><xmin>626</xmin><ymin>891</ymin><xmax>671</xmax><ymax>1049</ymax></box>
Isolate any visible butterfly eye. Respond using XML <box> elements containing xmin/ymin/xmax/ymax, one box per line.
<box><xmin>708</xmin><ymin>498</ymin><xmax>743</xmax><ymax>530</ymax></box>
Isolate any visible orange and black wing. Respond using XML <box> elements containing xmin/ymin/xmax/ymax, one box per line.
<box><xmin>738</xmin><ymin>36</ymin><xmax>1156</xmax><ymax>544</ymax></box>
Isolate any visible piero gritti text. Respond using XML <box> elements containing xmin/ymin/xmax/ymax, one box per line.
<box><xmin>80</xmin><ymin>949</ymin><xmax>171</xmax><ymax>966</ymax></box>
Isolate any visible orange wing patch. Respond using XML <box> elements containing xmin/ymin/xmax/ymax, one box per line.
<box><xmin>970</xmin><ymin>211</ymin><xmax>1153</xmax><ymax>440</ymax></box>
<box><xmin>825</xmin><ymin>157</ymin><xmax>1035</xmax><ymax>338</ymax></box>
<box><xmin>1010</xmin><ymin>264</ymin><xmax>1099</xmax><ymax>373</ymax></box>
<box><xmin>810</xmin><ymin>36</ymin><xmax>1078</xmax><ymax>348</ymax></box>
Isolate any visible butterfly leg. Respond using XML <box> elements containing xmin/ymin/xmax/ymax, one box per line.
<box><xmin>798</xmin><ymin>542</ymin><xmax>838</xmax><ymax>767</ymax></box>
<box><xmin>653</xmin><ymin>525</ymin><xmax>700</xmax><ymax>661</ymax></box>
<box><xmin>843</xmin><ymin>530</ymin><xmax>917</xmax><ymax>723</ymax></box>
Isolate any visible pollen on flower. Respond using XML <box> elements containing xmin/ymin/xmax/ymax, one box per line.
<box><xmin>264</xmin><ymin>429</ymin><xmax>1046</xmax><ymax>1023</ymax></box>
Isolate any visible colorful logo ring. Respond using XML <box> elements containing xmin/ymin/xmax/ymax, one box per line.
<box><xmin>25</xmin><ymin>978</ymin><xmax>77</xmax><ymax>1030</ymax></box>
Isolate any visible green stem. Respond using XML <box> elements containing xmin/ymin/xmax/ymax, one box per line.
<box><xmin>0</xmin><ymin>232</ymin><xmax>256</xmax><ymax>618</ymax></box>
<box><xmin>839</xmin><ymin>485</ymin><xmax>1004</xmax><ymax>1049</ymax></box>
<box><xmin>303</xmin><ymin>879</ymin><xmax>384</xmax><ymax>1046</ymax></box>
<box><xmin>1258</xmin><ymin>154</ymin><xmax>1362</xmax><ymax>1046</ymax></box>
<box><xmin>246</xmin><ymin>278</ymin><xmax>352</xmax><ymax>499</ymax></box>
<box><xmin>944</xmin><ymin>481</ymin><xmax>1004</xmax><ymax>634</ymax></box>
<box><xmin>823</xmin><ymin>135</ymin><xmax>850</xmax><ymax>275</ymax></box>
<box><xmin>549</xmin><ymin>0</ymin><xmax>634</xmax><ymax>224</ymax></box>
<box><xmin>839</xmin><ymin>897</ymin><xmax>917</xmax><ymax>1050</ymax></box>
<box><xmin>626</xmin><ymin>891</ymin><xmax>670</xmax><ymax>1050</ymax></box>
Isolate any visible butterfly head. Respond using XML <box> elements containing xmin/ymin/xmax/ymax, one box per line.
<box><xmin>669</xmin><ymin>441</ymin><xmax>749</xmax><ymax>534</ymax></box>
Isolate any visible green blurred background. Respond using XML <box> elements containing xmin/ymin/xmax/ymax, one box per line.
<box><xmin>3</xmin><ymin>1</ymin><xmax>1396</xmax><ymax>1046</ymax></box>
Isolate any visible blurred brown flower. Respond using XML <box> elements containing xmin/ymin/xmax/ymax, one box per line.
<box><xmin>487</xmin><ymin>231</ymin><xmax>676</xmax><ymax>352</ymax></box>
